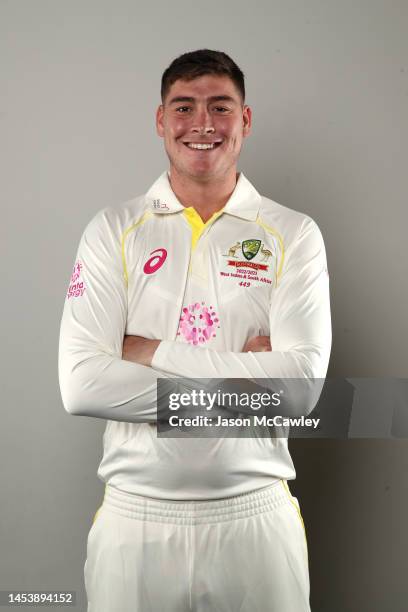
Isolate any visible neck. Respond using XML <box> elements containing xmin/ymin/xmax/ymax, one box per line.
<box><xmin>168</xmin><ymin>167</ymin><xmax>239</xmax><ymax>223</ymax></box>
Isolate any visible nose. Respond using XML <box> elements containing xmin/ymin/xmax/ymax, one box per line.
<box><xmin>190</xmin><ymin>107</ymin><xmax>215</xmax><ymax>135</ymax></box>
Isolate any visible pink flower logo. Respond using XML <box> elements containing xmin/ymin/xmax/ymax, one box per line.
<box><xmin>177</xmin><ymin>302</ymin><xmax>220</xmax><ymax>345</ymax></box>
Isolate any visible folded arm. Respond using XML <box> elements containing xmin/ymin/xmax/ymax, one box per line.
<box><xmin>58</xmin><ymin>208</ymin><xmax>169</xmax><ymax>423</ymax></box>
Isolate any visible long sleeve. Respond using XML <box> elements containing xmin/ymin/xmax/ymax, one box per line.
<box><xmin>151</xmin><ymin>217</ymin><xmax>332</xmax><ymax>416</ymax></box>
<box><xmin>58</xmin><ymin>207</ymin><xmax>168</xmax><ymax>423</ymax></box>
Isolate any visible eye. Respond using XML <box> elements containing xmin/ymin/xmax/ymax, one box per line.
<box><xmin>213</xmin><ymin>106</ymin><xmax>229</xmax><ymax>113</ymax></box>
<box><xmin>175</xmin><ymin>106</ymin><xmax>191</xmax><ymax>113</ymax></box>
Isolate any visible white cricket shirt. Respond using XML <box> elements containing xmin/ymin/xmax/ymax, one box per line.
<box><xmin>58</xmin><ymin>170</ymin><xmax>331</xmax><ymax>499</ymax></box>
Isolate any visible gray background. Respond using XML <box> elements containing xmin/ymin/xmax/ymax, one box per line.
<box><xmin>1</xmin><ymin>0</ymin><xmax>407</xmax><ymax>610</ymax></box>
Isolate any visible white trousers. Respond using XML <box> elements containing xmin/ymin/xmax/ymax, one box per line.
<box><xmin>85</xmin><ymin>480</ymin><xmax>310</xmax><ymax>612</ymax></box>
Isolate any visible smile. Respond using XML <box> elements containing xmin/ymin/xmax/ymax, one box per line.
<box><xmin>183</xmin><ymin>141</ymin><xmax>222</xmax><ymax>150</ymax></box>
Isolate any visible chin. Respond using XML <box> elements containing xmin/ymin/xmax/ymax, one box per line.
<box><xmin>189</xmin><ymin>168</ymin><xmax>219</xmax><ymax>180</ymax></box>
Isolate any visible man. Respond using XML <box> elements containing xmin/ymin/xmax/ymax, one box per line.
<box><xmin>59</xmin><ymin>49</ymin><xmax>331</xmax><ymax>611</ymax></box>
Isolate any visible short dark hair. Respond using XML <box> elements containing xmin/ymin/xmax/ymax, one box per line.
<box><xmin>161</xmin><ymin>49</ymin><xmax>245</xmax><ymax>104</ymax></box>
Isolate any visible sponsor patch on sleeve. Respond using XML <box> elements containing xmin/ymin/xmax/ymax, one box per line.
<box><xmin>67</xmin><ymin>260</ymin><xmax>86</xmax><ymax>299</ymax></box>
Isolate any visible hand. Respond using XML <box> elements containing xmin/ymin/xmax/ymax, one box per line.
<box><xmin>122</xmin><ymin>335</ymin><xmax>161</xmax><ymax>367</ymax></box>
<box><xmin>242</xmin><ymin>335</ymin><xmax>272</xmax><ymax>353</ymax></box>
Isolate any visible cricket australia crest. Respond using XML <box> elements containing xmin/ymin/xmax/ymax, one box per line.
<box><xmin>220</xmin><ymin>237</ymin><xmax>278</xmax><ymax>289</ymax></box>
<box><xmin>241</xmin><ymin>239</ymin><xmax>261</xmax><ymax>260</ymax></box>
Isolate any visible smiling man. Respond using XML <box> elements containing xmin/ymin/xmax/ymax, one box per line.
<box><xmin>59</xmin><ymin>49</ymin><xmax>331</xmax><ymax>612</ymax></box>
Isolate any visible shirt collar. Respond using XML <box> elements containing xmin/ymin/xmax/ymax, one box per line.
<box><xmin>145</xmin><ymin>170</ymin><xmax>262</xmax><ymax>221</ymax></box>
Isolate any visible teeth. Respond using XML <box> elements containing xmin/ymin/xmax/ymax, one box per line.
<box><xmin>187</xmin><ymin>143</ymin><xmax>217</xmax><ymax>149</ymax></box>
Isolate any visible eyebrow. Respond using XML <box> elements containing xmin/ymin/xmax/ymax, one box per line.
<box><xmin>167</xmin><ymin>95</ymin><xmax>237</xmax><ymax>105</ymax></box>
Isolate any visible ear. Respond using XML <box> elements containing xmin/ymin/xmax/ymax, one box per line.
<box><xmin>242</xmin><ymin>105</ymin><xmax>252</xmax><ymax>138</ymax></box>
<box><xmin>156</xmin><ymin>104</ymin><xmax>165</xmax><ymax>137</ymax></box>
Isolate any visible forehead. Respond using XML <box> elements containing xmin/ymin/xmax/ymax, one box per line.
<box><xmin>165</xmin><ymin>74</ymin><xmax>241</xmax><ymax>103</ymax></box>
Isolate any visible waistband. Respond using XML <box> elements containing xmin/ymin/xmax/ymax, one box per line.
<box><xmin>101</xmin><ymin>480</ymin><xmax>291</xmax><ymax>525</ymax></box>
